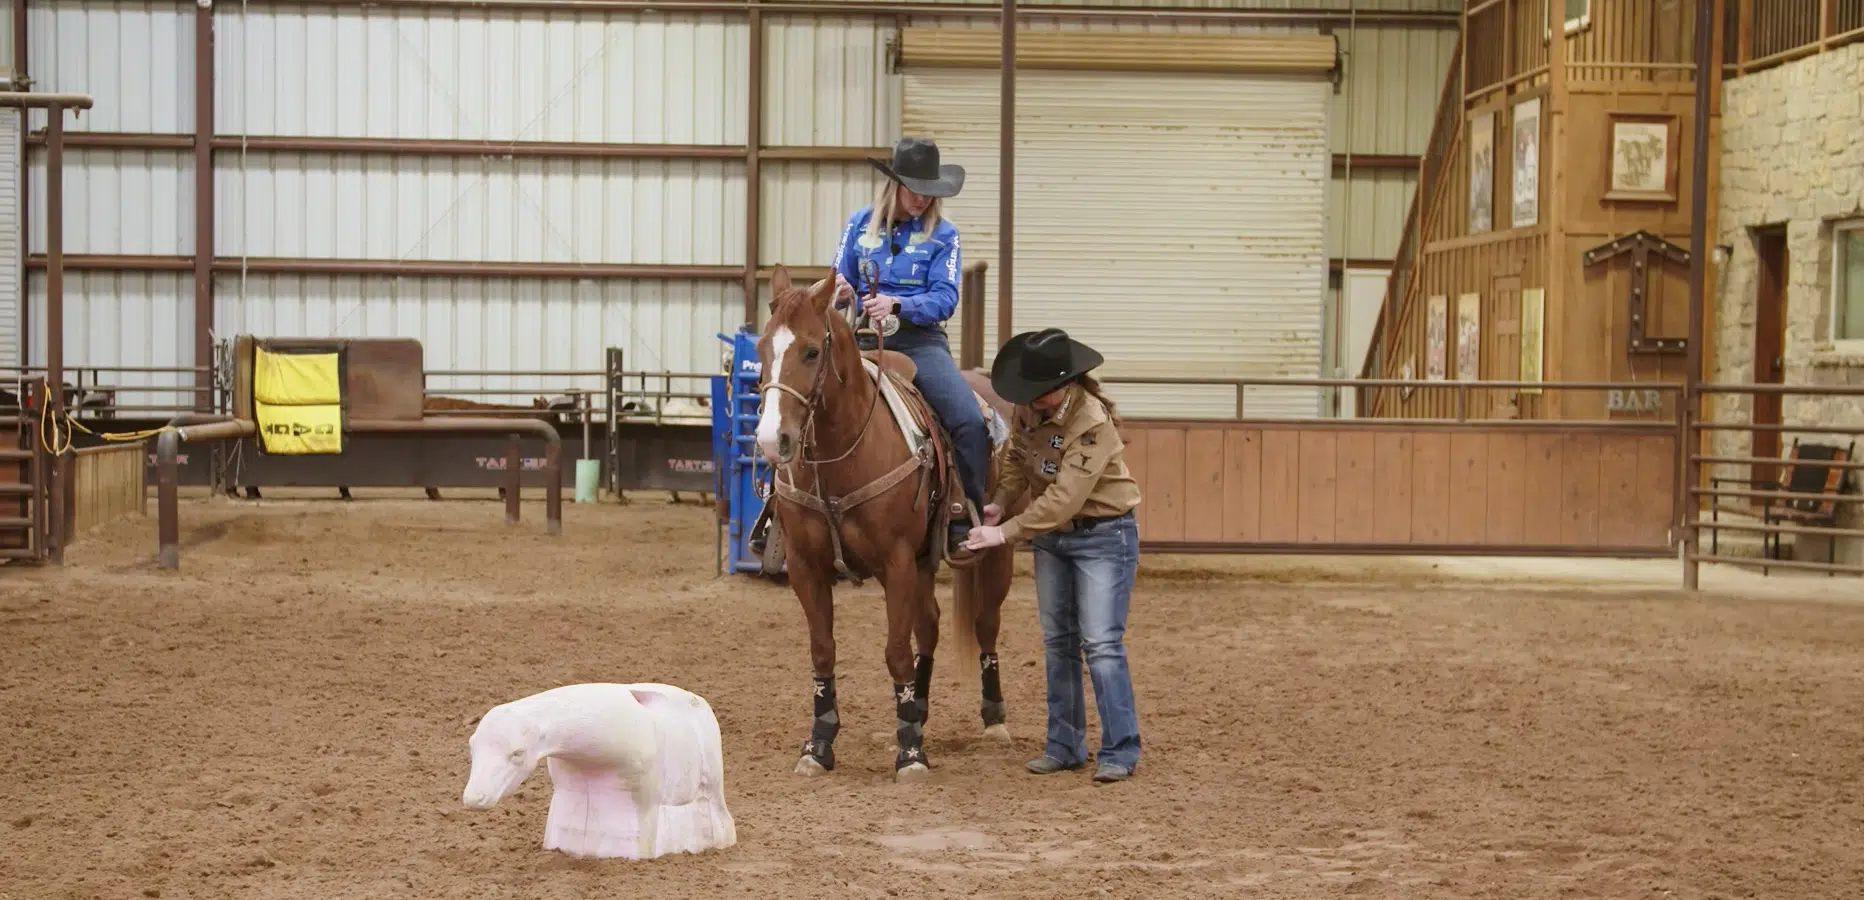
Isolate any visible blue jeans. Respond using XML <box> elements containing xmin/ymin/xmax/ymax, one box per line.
<box><xmin>886</xmin><ymin>325</ymin><xmax>989</xmax><ymax>521</ymax></box>
<box><xmin>1033</xmin><ymin>511</ymin><xmax>1142</xmax><ymax>771</ymax></box>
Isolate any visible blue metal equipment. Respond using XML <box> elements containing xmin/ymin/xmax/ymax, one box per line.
<box><xmin>713</xmin><ymin>327</ymin><xmax>782</xmax><ymax>576</ymax></box>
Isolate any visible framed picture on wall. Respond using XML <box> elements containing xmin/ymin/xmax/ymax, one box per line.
<box><xmin>1455</xmin><ymin>293</ymin><xmax>1481</xmax><ymax>381</ymax></box>
<box><xmin>1468</xmin><ymin>111</ymin><xmax>1495</xmax><ymax>234</ymax></box>
<box><xmin>1520</xmin><ymin>288</ymin><xmax>1545</xmax><ymax>395</ymax></box>
<box><xmin>1511</xmin><ymin>97</ymin><xmax>1541</xmax><ymax>228</ymax></box>
<box><xmin>1604</xmin><ymin>112</ymin><xmax>1680</xmax><ymax>202</ymax></box>
<box><xmin>1426</xmin><ymin>294</ymin><xmax>1448</xmax><ymax>380</ymax></box>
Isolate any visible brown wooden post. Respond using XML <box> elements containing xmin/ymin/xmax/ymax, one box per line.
<box><xmin>743</xmin><ymin>1</ymin><xmax>763</xmax><ymax>325</ymax></box>
<box><xmin>544</xmin><ymin>437</ymin><xmax>563</xmax><ymax>536</ymax></box>
<box><xmin>45</xmin><ymin>106</ymin><xmax>65</xmax><ymax>563</ymax></box>
<box><xmin>505</xmin><ymin>438</ymin><xmax>522</xmax><ymax>524</ymax></box>
<box><xmin>960</xmin><ymin>262</ymin><xmax>987</xmax><ymax>369</ymax></box>
<box><xmin>1735</xmin><ymin>0</ymin><xmax>1752</xmax><ymax>72</ymax></box>
<box><xmin>194</xmin><ymin>3</ymin><xmax>216</xmax><ymax>412</ymax></box>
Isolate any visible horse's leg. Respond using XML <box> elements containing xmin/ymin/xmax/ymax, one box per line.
<box><xmin>791</xmin><ymin>555</ymin><xmax>841</xmax><ymax>777</ymax></box>
<box><xmin>883</xmin><ymin>554</ymin><xmax>932</xmax><ymax>782</ymax></box>
<box><xmin>974</xmin><ymin>545</ymin><xmax>1015</xmax><ymax>742</ymax></box>
<box><xmin>910</xmin><ymin>560</ymin><xmax>939</xmax><ymax>747</ymax></box>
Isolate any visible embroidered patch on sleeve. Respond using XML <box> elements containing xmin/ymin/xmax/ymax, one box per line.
<box><xmin>1040</xmin><ymin>459</ymin><xmax>1058</xmax><ymax>476</ymax></box>
<box><xmin>1048</xmin><ymin>434</ymin><xmax>1064</xmax><ymax>449</ymax></box>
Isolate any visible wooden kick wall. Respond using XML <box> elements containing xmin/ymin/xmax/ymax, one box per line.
<box><xmin>1119</xmin><ymin>419</ymin><xmax>1677</xmax><ymax>554</ymax></box>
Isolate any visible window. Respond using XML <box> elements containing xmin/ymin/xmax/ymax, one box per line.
<box><xmin>1564</xmin><ymin>0</ymin><xmax>1591</xmax><ymax>33</ymax></box>
<box><xmin>1835</xmin><ymin>221</ymin><xmax>1864</xmax><ymax>343</ymax></box>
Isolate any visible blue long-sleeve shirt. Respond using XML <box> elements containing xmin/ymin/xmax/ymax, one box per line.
<box><xmin>830</xmin><ymin>205</ymin><xmax>963</xmax><ymax>328</ymax></box>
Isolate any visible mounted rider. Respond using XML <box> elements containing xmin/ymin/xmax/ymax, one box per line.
<box><xmin>750</xmin><ymin>136</ymin><xmax>990</xmax><ymax>566</ymax></box>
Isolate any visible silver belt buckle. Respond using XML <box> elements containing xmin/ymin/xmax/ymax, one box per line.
<box><xmin>879</xmin><ymin>314</ymin><xmax>900</xmax><ymax>337</ymax></box>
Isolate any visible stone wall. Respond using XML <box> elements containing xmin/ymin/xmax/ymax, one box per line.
<box><xmin>1713</xmin><ymin>43</ymin><xmax>1864</xmax><ymax>569</ymax></box>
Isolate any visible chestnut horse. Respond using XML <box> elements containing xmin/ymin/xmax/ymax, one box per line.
<box><xmin>755</xmin><ymin>266</ymin><xmax>1021</xmax><ymax>783</ymax></box>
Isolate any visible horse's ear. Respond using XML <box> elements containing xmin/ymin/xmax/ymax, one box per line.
<box><xmin>770</xmin><ymin>265</ymin><xmax>791</xmax><ymax>309</ymax></box>
<box><xmin>807</xmin><ymin>275</ymin><xmax>836</xmax><ymax>313</ymax></box>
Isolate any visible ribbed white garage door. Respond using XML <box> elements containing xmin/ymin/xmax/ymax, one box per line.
<box><xmin>0</xmin><ymin>107</ymin><xmax>19</xmax><ymax>371</ymax></box>
<box><xmin>903</xmin><ymin>32</ymin><xmax>1334</xmax><ymax>419</ymax></box>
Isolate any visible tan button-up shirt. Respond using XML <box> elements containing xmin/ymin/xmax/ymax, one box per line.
<box><xmin>989</xmin><ymin>383</ymin><xmax>1142</xmax><ymax>544</ymax></box>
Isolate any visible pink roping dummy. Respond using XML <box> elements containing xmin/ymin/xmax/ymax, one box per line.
<box><xmin>461</xmin><ymin>682</ymin><xmax>737</xmax><ymax>860</ymax></box>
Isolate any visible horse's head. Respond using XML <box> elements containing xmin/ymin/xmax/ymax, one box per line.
<box><xmin>755</xmin><ymin>264</ymin><xmax>846</xmax><ymax>464</ymax></box>
<box><xmin>461</xmin><ymin>702</ymin><xmax>548</xmax><ymax>811</ymax></box>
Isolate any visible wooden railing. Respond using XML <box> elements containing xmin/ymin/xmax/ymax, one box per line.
<box><xmin>1359</xmin><ymin>31</ymin><xmax>1465</xmax><ymax>417</ymax></box>
<box><xmin>1725</xmin><ymin>0</ymin><xmax>1864</xmax><ymax>75</ymax></box>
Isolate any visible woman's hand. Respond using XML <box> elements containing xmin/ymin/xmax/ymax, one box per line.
<box><xmin>981</xmin><ymin>503</ymin><xmax>1003</xmax><ymax>526</ymax></box>
<box><xmin>862</xmin><ymin>292</ymin><xmax>897</xmax><ymax>321</ymax></box>
<box><xmin>834</xmin><ymin>273</ymin><xmax>855</xmax><ymax>303</ymax></box>
<box><xmin>962</xmin><ymin>524</ymin><xmax>1006</xmax><ymax>551</ymax></box>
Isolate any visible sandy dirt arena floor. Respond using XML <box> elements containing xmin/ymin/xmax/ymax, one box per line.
<box><xmin>4</xmin><ymin>490</ymin><xmax>1864</xmax><ymax>900</ymax></box>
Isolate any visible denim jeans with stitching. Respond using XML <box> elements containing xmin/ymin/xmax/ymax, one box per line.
<box><xmin>1032</xmin><ymin>510</ymin><xmax>1142</xmax><ymax>771</ymax></box>
<box><xmin>884</xmin><ymin>324</ymin><xmax>989</xmax><ymax>518</ymax></box>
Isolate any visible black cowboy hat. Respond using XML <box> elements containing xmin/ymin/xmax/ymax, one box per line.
<box><xmin>990</xmin><ymin>328</ymin><xmax>1106</xmax><ymax>406</ymax></box>
<box><xmin>867</xmin><ymin>136</ymin><xmax>965</xmax><ymax>199</ymax></box>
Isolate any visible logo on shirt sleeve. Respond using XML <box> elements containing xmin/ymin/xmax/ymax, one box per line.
<box><xmin>1040</xmin><ymin>459</ymin><xmax>1059</xmax><ymax>476</ymax></box>
<box><xmin>1048</xmin><ymin>434</ymin><xmax>1064</xmax><ymax>449</ymax></box>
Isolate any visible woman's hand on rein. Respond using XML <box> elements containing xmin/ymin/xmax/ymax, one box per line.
<box><xmin>861</xmin><ymin>293</ymin><xmax>896</xmax><ymax>321</ymax></box>
<box><xmin>962</xmin><ymin>525</ymin><xmax>1006</xmax><ymax>551</ymax></box>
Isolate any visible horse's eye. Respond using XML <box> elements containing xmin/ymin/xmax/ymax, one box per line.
<box><xmin>803</xmin><ymin>346</ymin><xmax>821</xmax><ymax>362</ymax></box>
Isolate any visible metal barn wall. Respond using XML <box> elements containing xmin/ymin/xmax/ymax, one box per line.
<box><xmin>20</xmin><ymin>0</ymin><xmax>1458</xmax><ymax>413</ymax></box>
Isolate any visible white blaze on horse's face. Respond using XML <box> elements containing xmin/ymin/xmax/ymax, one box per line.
<box><xmin>755</xmin><ymin>325</ymin><xmax>796</xmax><ymax>463</ymax></box>
<box><xmin>462</xmin><ymin>705</ymin><xmax>546</xmax><ymax>811</ymax></box>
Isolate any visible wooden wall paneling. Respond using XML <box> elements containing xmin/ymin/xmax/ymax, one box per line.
<box><xmin>1522</xmin><ymin>432</ymin><xmax>1567</xmax><ymax>543</ymax></box>
<box><xmin>1447</xmin><ymin>432</ymin><xmax>1490</xmax><ymax>543</ymax></box>
<box><xmin>1595</xmin><ymin>434</ymin><xmax>1644</xmax><ymax>546</ymax></box>
<box><xmin>1221</xmin><ymin>428</ymin><xmax>1262</xmax><ymax>542</ymax></box>
<box><xmin>1335</xmin><ymin>431</ymin><xmax>1379</xmax><ymax>542</ymax></box>
<box><xmin>1636</xmin><ymin>433</ymin><xmax>1679</xmax><ymax>546</ymax></box>
<box><xmin>1485</xmin><ymin>432</ymin><xmax>1530</xmax><ymax>543</ymax></box>
<box><xmin>1259</xmin><ymin>430</ymin><xmax>1302</xmax><ymax>542</ymax></box>
<box><xmin>1146</xmin><ymin>427</ymin><xmax>1187</xmax><ymax>542</ymax></box>
<box><xmin>1182</xmin><ymin>427</ymin><xmax>1227</xmax><ymax>542</ymax></box>
<box><xmin>1373</xmin><ymin>432</ymin><xmax>1416</xmax><ymax>542</ymax></box>
<box><xmin>1297</xmin><ymin>430</ymin><xmax>1339</xmax><ymax>543</ymax></box>
<box><xmin>1559</xmin><ymin>432</ymin><xmax>1603</xmax><ymax>545</ymax></box>
<box><xmin>1411</xmin><ymin>432</ymin><xmax>1453</xmax><ymax>541</ymax></box>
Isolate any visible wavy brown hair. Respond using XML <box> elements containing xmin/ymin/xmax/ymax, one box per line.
<box><xmin>1073</xmin><ymin>373</ymin><xmax>1122</xmax><ymax>428</ymax></box>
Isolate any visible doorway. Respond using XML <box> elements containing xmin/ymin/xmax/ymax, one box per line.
<box><xmin>1751</xmin><ymin>226</ymin><xmax>1789</xmax><ymax>489</ymax></box>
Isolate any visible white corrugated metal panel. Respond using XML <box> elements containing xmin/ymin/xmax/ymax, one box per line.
<box><xmin>216</xmin><ymin>7</ymin><xmax>745</xmax><ymax>143</ymax></box>
<box><xmin>216</xmin><ymin>154</ymin><xmax>742</xmax><ymax>264</ymax></box>
<box><xmin>0</xmin><ymin>109</ymin><xmax>19</xmax><ymax>370</ymax></box>
<box><xmin>907</xmin><ymin>66</ymin><xmax>1330</xmax><ymax>420</ymax></box>
<box><xmin>1327</xmin><ymin>167</ymin><xmax>1418</xmax><ymax>260</ymax></box>
<box><xmin>763</xmin><ymin>17</ymin><xmax>899</xmax><ymax>147</ymax></box>
<box><xmin>25</xmin><ymin>0</ymin><xmax>195</xmax><ymax>134</ymax></box>
<box><xmin>760</xmin><ymin>160</ymin><xmax>881</xmax><ymax>267</ymax></box>
<box><xmin>27</xmin><ymin>147</ymin><xmax>194</xmax><ymax>255</ymax></box>
<box><xmin>28</xmin><ymin>271</ymin><xmax>196</xmax><ymax>411</ymax></box>
<box><xmin>215</xmin><ymin>274</ymin><xmax>737</xmax><ymax>406</ymax></box>
<box><xmin>912</xmin><ymin>16</ymin><xmax>1319</xmax><ymax>35</ymax></box>
<box><xmin>1331</xmin><ymin>24</ymin><xmax>1458</xmax><ymax>155</ymax></box>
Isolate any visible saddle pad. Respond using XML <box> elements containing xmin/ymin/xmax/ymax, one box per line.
<box><xmin>862</xmin><ymin>358</ymin><xmax>929</xmax><ymax>457</ymax></box>
<box><xmin>859</xmin><ymin>359</ymin><xmax>1007</xmax><ymax>455</ymax></box>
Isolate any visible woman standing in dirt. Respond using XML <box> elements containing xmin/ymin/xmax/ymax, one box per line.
<box><xmin>961</xmin><ymin>328</ymin><xmax>1144</xmax><ymax>783</ymax></box>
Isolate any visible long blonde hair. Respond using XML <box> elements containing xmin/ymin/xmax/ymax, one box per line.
<box><xmin>862</xmin><ymin>179</ymin><xmax>944</xmax><ymax>245</ymax></box>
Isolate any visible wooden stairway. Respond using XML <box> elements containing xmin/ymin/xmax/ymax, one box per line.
<box><xmin>1354</xmin><ymin>30</ymin><xmax>1464</xmax><ymax>417</ymax></box>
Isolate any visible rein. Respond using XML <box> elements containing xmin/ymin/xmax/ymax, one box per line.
<box><xmin>760</xmin><ymin>293</ymin><xmax>931</xmax><ymax>584</ymax></box>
